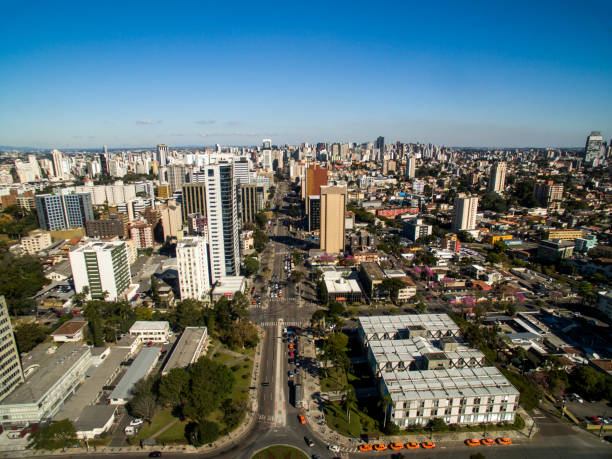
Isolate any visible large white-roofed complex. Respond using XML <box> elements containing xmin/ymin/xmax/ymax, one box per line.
<box><xmin>358</xmin><ymin>314</ymin><xmax>519</xmax><ymax>427</ymax></box>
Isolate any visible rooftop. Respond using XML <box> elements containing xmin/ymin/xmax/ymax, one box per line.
<box><xmin>74</xmin><ymin>405</ymin><xmax>117</xmax><ymax>432</ymax></box>
<box><xmin>109</xmin><ymin>347</ymin><xmax>161</xmax><ymax>401</ymax></box>
<box><xmin>213</xmin><ymin>276</ymin><xmax>246</xmax><ymax>294</ymax></box>
<box><xmin>73</xmin><ymin>240</ymin><xmax>124</xmax><ymax>253</ymax></box>
<box><xmin>359</xmin><ymin>314</ymin><xmax>460</xmax><ymax>339</ymax></box>
<box><xmin>360</xmin><ymin>262</ymin><xmax>386</xmax><ymax>281</ymax></box>
<box><xmin>162</xmin><ymin>327</ymin><xmax>208</xmax><ymax>374</ymax></box>
<box><xmin>51</xmin><ymin>319</ymin><xmax>88</xmax><ymax>337</ymax></box>
<box><xmin>129</xmin><ymin>321</ymin><xmax>169</xmax><ymax>332</ymax></box>
<box><xmin>2</xmin><ymin>342</ymin><xmax>91</xmax><ymax>406</ymax></box>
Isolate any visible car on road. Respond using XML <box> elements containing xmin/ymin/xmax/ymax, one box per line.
<box><xmin>389</xmin><ymin>442</ymin><xmax>404</xmax><ymax>450</ymax></box>
<box><xmin>328</xmin><ymin>445</ymin><xmax>340</xmax><ymax>452</ymax></box>
<box><xmin>129</xmin><ymin>418</ymin><xmax>144</xmax><ymax>426</ymax></box>
<box><xmin>358</xmin><ymin>444</ymin><xmax>372</xmax><ymax>451</ymax></box>
<box><xmin>149</xmin><ymin>452</ymin><xmax>162</xmax><ymax>457</ymax></box>
<box><xmin>465</xmin><ymin>438</ymin><xmax>480</xmax><ymax>446</ymax></box>
<box><xmin>481</xmin><ymin>438</ymin><xmax>495</xmax><ymax>446</ymax></box>
<box><xmin>298</xmin><ymin>414</ymin><xmax>306</xmax><ymax>424</ymax></box>
<box><xmin>571</xmin><ymin>393</ymin><xmax>584</xmax><ymax>403</ymax></box>
<box><xmin>405</xmin><ymin>442</ymin><xmax>419</xmax><ymax>449</ymax></box>
<box><xmin>304</xmin><ymin>436</ymin><xmax>314</xmax><ymax>447</ymax></box>
<box><xmin>587</xmin><ymin>416</ymin><xmax>602</xmax><ymax>425</ymax></box>
<box><xmin>373</xmin><ymin>443</ymin><xmax>387</xmax><ymax>451</ymax></box>
<box><xmin>420</xmin><ymin>441</ymin><xmax>435</xmax><ymax>449</ymax></box>
<box><xmin>261</xmin><ymin>382</ymin><xmax>269</xmax><ymax>386</ymax></box>
<box><xmin>496</xmin><ymin>437</ymin><xmax>512</xmax><ymax>445</ymax></box>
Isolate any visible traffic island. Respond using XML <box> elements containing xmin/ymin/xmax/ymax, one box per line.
<box><xmin>251</xmin><ymin>444</ymin><xmax>309</xmax><ymax>459</ymax></box>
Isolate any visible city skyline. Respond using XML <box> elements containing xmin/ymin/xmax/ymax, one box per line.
<box><xmin>1</xmin><ymin>1</ymin><xmax>611</xmax><ymax>148</ymax></box>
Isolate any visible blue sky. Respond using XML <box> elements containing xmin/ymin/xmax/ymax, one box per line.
<box><xmin>1</xmin><ymin>1</ymin><xmax>610</xmax><ymax>148</ymax></box>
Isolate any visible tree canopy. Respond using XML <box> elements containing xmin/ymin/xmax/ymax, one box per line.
<box><xmin>29</xmin><ymin>419</ymin><xmax>77</xmax><ymax>450</ymax></box>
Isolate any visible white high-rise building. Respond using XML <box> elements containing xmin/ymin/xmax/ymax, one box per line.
<box><xmin>406</xmin><ymin>155</ymin><xmax>416</xmax><ymax>179</ymax></box>
<box><xmin>51</xmin><ymin>149</ymin><xmax>65</xmax><ymax>180</ymax></box>
<box><xmin>262</xmin><ymin>139</ymin><xmax>272</xmax><ymax>149</ymax></box>
<box><xmin>452</xmin><ymin>195</ymin><xmax>478</xmax><ymax>232</ymax></box>
<box><xmin>157</xmin><ymin>144</ymin><xmax>168</xmax><ymax>166</ymax></box>
<box><xmin>488</xmin><ymin>162</ymin><xmax>507</xmax><ymax>194</ymax></box>
<box><xmin>233</xmin><ymin>157</ymin><xmax>250</xmax><ymax>184</ymax></box>
<box><xmin>177</xmin><ymin>237</ymin><xmax>210</xmax><ymax>300</ymax></box>
<box><xmin>69</xmin><ymin>241</ymin><xmax>131</xmax><ymax>301</ymax></box>
<box><xmin>0</xmin><ymin>296</ymin><xmax>24</xmax><ymax>402</ymax></box>
<box><xmin>262</xmin><ymin>150</ymin><xmax>273</xmax><ymax>171</ymax></box>
<box><xmin>204</xmin><ymin>162</ymin><xmax>240</xmax><ymax>283</ymax></box>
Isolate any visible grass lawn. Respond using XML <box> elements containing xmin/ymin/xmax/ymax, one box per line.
<box><xmin>210</xmin><ymin>350</ymin><xmax>238</xmax><ymax>365</ymax></box>
<box><xmin>136</xmin><ymin>408</ymin><xmax>187</xmax><ymax>443</ymax></box>
<box><xmin>252</xmin><ymin>445</ymin><xmax>309</xmax><ymax>459</ymax></box>
<box><xmin>324</xmin><ymin>400</ymin><xmax>381</xmax><ymax>438</ymax></box>
<box><xmin>321</xmin><ymin>366</ymin><xmax>348</xmax><ymax>392</ymax></box>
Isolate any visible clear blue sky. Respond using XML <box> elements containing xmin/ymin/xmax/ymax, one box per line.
<box><xmin>1</xmin><ymin>1</ymin><xmax>610</xmax><ymax>148</ymax></box>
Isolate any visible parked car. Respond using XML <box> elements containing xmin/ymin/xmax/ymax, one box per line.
<box><xmin>304</xmin><ymin>436</ymin><xmax>314</xmax><ymax>447</ymax></box>
<box><xmin>130</xmin><ymin>418</ymin><xmax>144</xmax><ymax>426</ymax></box>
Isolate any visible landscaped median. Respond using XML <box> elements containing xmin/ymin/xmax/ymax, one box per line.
<box><xmin>251</xmin><ymin>444</ymin><xmax>309</xmax><ymax>459</ymax></box>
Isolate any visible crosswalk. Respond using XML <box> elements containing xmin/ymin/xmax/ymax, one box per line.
<box><xmin>257</xmin><ymin>321</ymin><xmax>308</xmax><ymax>327</ymax></box>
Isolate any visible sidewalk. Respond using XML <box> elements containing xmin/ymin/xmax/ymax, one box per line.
<box><xmin>1</xmin><ymin>327</ymin><xmax>267</xmax><ymax>459</ymax></box>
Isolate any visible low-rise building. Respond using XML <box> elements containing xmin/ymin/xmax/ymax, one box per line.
<box><xmin>322</xmin><ymin>268</ymin><xmax>364</xmax><ymax>303</ymax></box>
<box><xmin>0</xmin><ymin>342</ymin><xmax>92</xmax><ymax>425</ymax></box>
<box><xmin>537</xmin><ymin>239</ymin><xmax>574</xmax><ymax>262</ymax></box>
<box><xmin>74</xmin><ymin>405</ymin><xmax>118</xmax><ymax>440</ymax></box>
<box><xmin>358</xmin><ymin>314</ymin><xmax>519</xmax><ymax>427</ymax></box>
<box><xmin>211</xmin><ymin>276</ymin><xmax>246</xmax><ymax>302</ymax></box>
<box><xmin>109</xmin><ymin>346</ymin><xmax>161</xmax><ymax>405</ymax></box>
<box><xmin>51</xmin><ymin>319</ymin><xmax>88</xmax><ymax>342</ymax></box>
<box><xmin>20</xmin><ymin>230</ymin><xmax>52</xmax><ymax>254</ymax></box>
<box><xmin>358</xmin><ymin>262</ymin><xmax>386</xmax><ymax>301</ymax></box>
<box><xmin>128</xmin><ymin>321</ymin><xmax>170</xmax><ymax>343</ymax></box>
<box><xmin>162</xmin><ymin>327</ymin><xmax>208</xmax><ymax>375</ymax></box>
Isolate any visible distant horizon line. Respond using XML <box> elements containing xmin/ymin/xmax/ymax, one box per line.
<box><xmin>0</xmin><ymin>144</ymin><xmax>588</xmax><ymax>152</ymax></box>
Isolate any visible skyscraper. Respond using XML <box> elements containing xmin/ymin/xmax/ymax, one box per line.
<box><xmin>167</xmin><ymin>164</ymin><xmax>186</xmax><ymax>192</ymax></box>
<box><xmin>177</xmin><ymin>236</ymin><xmax>210</xmax><ymax>300</ymax></box>
<box><xmin>320</xmin><ymin>186</ymin><xmax>347</xmax><ymax>254</ymax></box>
<box><xmin>51</xmin><ymin>149</ymin><xmax>65</xmax><ymax>180</ymax></box>
<box><xmin>584</xmin><ymin>131</ymin><xmax>605</xmax><ymax>166</ymax></box>
<box><xmin>240</xmin><ymin>183</ymin><xmax>265</xmax><ymax>225</ymax></box>
<box><xmin>205</xmin><ymin>162</ymin><xmax>240</xmax><ymax>282</ymax></box>
<box><xmin>0</xmin><ymin>296</ymin><xmax>24</xmax><ymax>402</ymax></box>
<box><xmin>488</xmin><ymin>162</ymin><xmax>507</xmax><ymax>194</ymax></box>
<box><xmin>452</xmin><ymin>195</ymin><xmax>478</xmax><ymax>232</ymax></box>
<box><xmin>305</xmin><ymin>165</ymin><xmax>328</xmax><ymax>214</ymax></box>
<box><xmin>182</xmin><ymin>183</ymin><xmax>207</xmax><ymax>220</ymax></box>
<box><xmin>157</xmin><ymin>144</ymin><xmax>169</xmax><ymax>166</ymax></box>
<box><xmin>262</xmin><ymin>139</ymin><xmax>272</xmax><ymax>149</ymax></box>
<box><xmin>69</xmin><ymin>241</ymin><xmax>131</xmax><ymax>301</ymax></box>
<box><xmin>406</xmin><ymin>155</ymin><xmax>416</xmax><ymax>179</ymax></box>
<box><xmin>35</xmin><ymin>193</ymin><xmax>94</xmax><ymax>231</ymax></box>
<box><xmin>375</xmin><ymin>136</ymin><xmax>385</xmax><ymax>152</ymax></box>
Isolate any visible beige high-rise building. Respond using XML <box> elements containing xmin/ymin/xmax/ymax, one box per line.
<box><xmin>488</xmin><ymin>162</ymin><xmax>506</xmax><ymax>193</ymax></box>
<box><xmin>406</xmin><ymin>155</ymin><xmax>416</xmax><ymax>179</ymax></box>
<box><xmin>320</xmin><ymin>186</ymin><xmax>347</xmax><ymax>254</ymax></box>
<box><xmin>160</xmin><ymin>200</ymin><xmax>183</xmax><ymax>240</ymax></box>
<box><xmin>452</xmin><ymin>195</ymin><xmax>478</xmax><ymax>232</ymax></box>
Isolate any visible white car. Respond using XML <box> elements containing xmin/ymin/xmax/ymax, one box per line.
<box><xmin>328</xmin><ymin>445</ymin><xmax>340</xmax><ymax>452</ymax></box>
<box><xmin>130</xmin><ymin>418</ymin><xmax>144</xmax><ymax>426</ymax></box>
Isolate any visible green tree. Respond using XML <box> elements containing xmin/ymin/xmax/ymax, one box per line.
<box><xmin>158</xmin><ymin>368</ymin><xmax>190</xmax><ymax>408</ymax></box>
<box><xmin>328</xmin><ymin>301</ymin><xmax>345</xmax><ymax>317</ymax></box>
<box><xmin>255</xmin><ymin>212</ymin><xmax>268</xmax><ymax>229</ymax></box>
<box><xmin>186</xmin><ymin>420</ymin><xmax>219</xmax><ymax>446</ymax></box>
<box><xmin>130</xmin><ymin>392</ymin><xmax>158</xmax><ymax>424</ymax></box>
<box><xmin>310</xmin><ymin>309</ymin><xmax>327</xmax><ymax>327</ymax></box>
<box><xmin>0</xmin><ymin>252</ymin><xmax>50</xmax><ymax>315</ymax></box>
<box><xmin>292</xmin><ymin>250</ymin><xmax>303</xmax><ymax>266</ymax></box>
<box><xmin>29</xmin><ymin>419</ymin><xmax>77</xmax><ymax>450</ymax></box>
<box><xmin>379</xmin><ymin>393</ymin><xmax>395</xmax><ymax>428</ymax></box>
<box><xmin>382</xmin><ymin>277</ymin><xmax>407</xmax><ymax>304</ymax></box>
<box><xmin>342</xmin><ymin>384</ymin><xmax>357</xmax><ymax>422</ymax></box>
<box><xmin>150</xmin><ymin>275</ymin><xmax>160</xmax><ymax>305</ymax></box>
<box><xmin>14</xmin><ymin>322</ymin><xmax>49</xmax><ymax>353</ymax></box>
<box><xmin>242</xmin><ymin>256</ymin><xmax>259</xmax><ymax>277</ymax></box>
<box><xmin>253</xmin><ymin>230</ymin><xmax>269</xmax><ymax>252</ymax></box>
<box><xmin>175</xmin><ymin>299</ymin><xmax>204</xmax><ymax>330</ymax></box>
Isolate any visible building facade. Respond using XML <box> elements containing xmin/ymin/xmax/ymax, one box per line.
<box><xmin>320</xmin><ymin>185</ymin><xmax>346</xmax><ymax>254</ymax></box>
<box><xmin>69</xmin><ymin>241</ymin><xmax>131</xmax><ymax>301</ymax></box>
<box><xmin>177</xmin><ymin>236</ymin><xmax>210</xmax><ymax>300</ymax></box>
<box><xmin>240</xmin><ymin>183</ymin><xmax>265</xmax><ymax>225</ymax></box>
<box><xmin>182</xmin><ymin>183</ymin><xmax>207</xmax><ymax>221</ymax></box>
<box><xmin>488</xmin><ymin>162</ymin><xmax>506</xmax><ymax>194</ymax></box>
<box><xmin>0</xmin><ymin>296</ymin><xmax>24</xmax><ymax>402</ymax></box>
<box><xmin>36</xmin><ymin>193</ymin><xmax>94</xmax><ymax>231</ymax></box>
<box><xmin>204</xmin><ymin>162</ymin><xmax>240</xmax><ymax>282</ymax></box>
<box><xmin>452</xmin><ymin>195</ymin><xmax>478</xmax><ymax>232</ymax></box>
